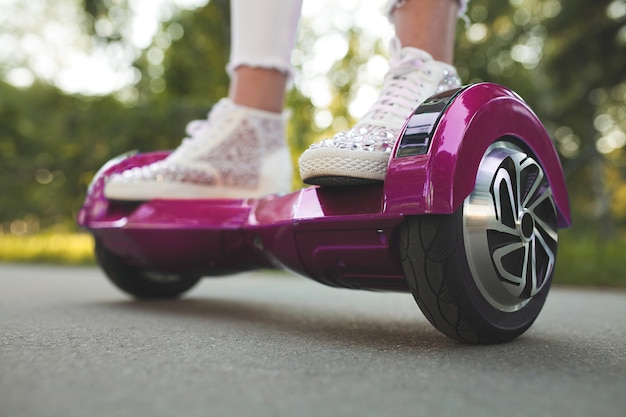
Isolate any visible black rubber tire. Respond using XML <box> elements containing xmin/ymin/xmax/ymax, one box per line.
<box><xmin>399</xmin><ymin>211</ymin><xmax>551</xmax><ymax>344</ymax></box>
<box><xmin>94</xmin><ymin>240</ymin><xmax>201</xmax><ymax>300</ymax></box>
<box><xmin>399</xmin><ymin>140</ymin><xmax>560</xmax><ymax>344</ymax></box>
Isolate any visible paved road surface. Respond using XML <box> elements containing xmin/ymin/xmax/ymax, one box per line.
<box><xmin>1</xmin><ymin>264</ymin><xmax>624</xmax><ymax>417</ymax></box>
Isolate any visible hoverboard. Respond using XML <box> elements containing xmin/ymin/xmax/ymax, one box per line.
<box><xmin>78</xmin><ymin>83</ymin><xmax>571</xmax><ymax>344</ymax></box>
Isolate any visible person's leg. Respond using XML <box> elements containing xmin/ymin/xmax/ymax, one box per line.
<box><xmin>299</xmin><ymin>0</ymin><xmax>466</xmax><ymax>186</ymax></box>
<box><xmin>105</xmin><ymin>0</ymin><xmax>303</xmax><ymax>201</ymax></box>
<box><xmin>229</xmin><ymin>67</ymin><xmax>288</xmax><ymax>113</ymax></box>
<box><xmin>392</xmin><ymin>0</ymin><xmax>459</xmax><ymax>64</ymax></box>
<box><xmin>227</xmin><ymin>0</ymin><xmax>302</xmax><ymax>112</ymax></box>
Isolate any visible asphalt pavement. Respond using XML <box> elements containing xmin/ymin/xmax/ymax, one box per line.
<box><xmin>1</xmin><ymin>264</ymin><xmax>624</xmax><ymax>417</ymax></box>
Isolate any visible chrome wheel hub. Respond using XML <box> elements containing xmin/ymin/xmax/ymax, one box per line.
<box><xmin>463</xmin><ymin>141</ymin><xmax>558</xmax><ymax>312</ymax></box>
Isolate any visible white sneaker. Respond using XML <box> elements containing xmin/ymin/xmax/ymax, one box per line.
<box><xmin>104</xmin><ymin>99</ymin><xmax>293</xmax><ymax>200</ymax></box>
<box><xmin>298</xmin><ymin>37</ymin><xmax>461</xmax><ymax>186</ymax></box>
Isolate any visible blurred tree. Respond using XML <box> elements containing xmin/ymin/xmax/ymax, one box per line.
<box><xmin>540</xmin><ymin>0</ymin><xmax>625</xmax><ymax>238</ymax></box>
<box><xmin>454</xmin><ymin>0</ymin><xmax>626</xmax><ymax>237</ymax></box>
<box><xmin>0</xmin><ymin>0</ymin><xmax>625</xmax><ymax>238</ymax></box>
<box><xmin>83</xmin><ymin>0</ymin><xmax>130</xmax><ymax>42</ymax></box>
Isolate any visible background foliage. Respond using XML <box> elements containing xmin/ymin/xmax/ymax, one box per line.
<box><xmin>1</xmin><ymin>0</ymin><xmax>625</xmax><ymax>278</ymax></box>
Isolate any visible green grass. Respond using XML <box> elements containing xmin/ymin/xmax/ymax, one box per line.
<box><xmin>0</xmin><ymin>232</ymin><xmax>95</xmax><ymax>265</ymax></box>
<box><xmin>554</xmin><ymin>232</ymin><xmax>626</xmax><ymax>287</ymax></box>
<box><xmin>1</xmin><ymin>231</ymin><xmax>624</xmax><ymax>287</ymax></box>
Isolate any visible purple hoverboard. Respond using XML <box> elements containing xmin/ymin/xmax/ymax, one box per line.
<box><xmin>78</xmin><ymin>83</ymin><xmax>571</xmax><ymax>344</ymax></box>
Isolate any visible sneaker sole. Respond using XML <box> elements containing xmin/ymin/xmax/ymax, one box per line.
<box><xmin>303</xmin><ymin>176</ymin><xmax>382</xmax><ymax>187</ymax></box>
<box><xmin>104</xmin><ymin>180</ymin><xmax>279</xmax><ymax>201</ymax></box>
<box><xmin>298</xmin><ymin>147</ymin><xmax>389</xmax><ymax>186</ymax></box>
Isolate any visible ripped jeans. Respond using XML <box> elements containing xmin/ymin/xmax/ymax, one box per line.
<box><xmin>227</xmin><ymin>0</ymin><xmax>471</xmax><ymax>77</ymax></box>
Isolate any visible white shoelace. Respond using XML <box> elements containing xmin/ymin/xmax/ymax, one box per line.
<box><xmin>174</xmin><ymin>99</ymin><xmax>234</xmax><ymax>157</ymax></box>
<box><xmin>358</xmin><ymin>42</ymin><xmax>433</xmax><ymax>131</ymax></box>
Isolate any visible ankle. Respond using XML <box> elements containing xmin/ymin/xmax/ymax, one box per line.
<box><xmin>391</xmin><ymin>0</ymin><xmax>458</xmax><ymax>64</ymax></box>
<box><xmin>229</xmin><ymin>66</ymin><xmax>287</xmax><ymax>113</ymax></box>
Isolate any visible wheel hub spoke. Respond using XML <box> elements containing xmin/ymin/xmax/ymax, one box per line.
<box><xmin>463</xmin><ymin>142</ymin><xmax>558</xmax><ymax>312</ymax></box>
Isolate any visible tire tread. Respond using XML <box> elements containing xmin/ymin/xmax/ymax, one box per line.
<box><xmin>400</xmin><ymin>214</ymin><xmax>536</xmax><ymax>344</ymax></box>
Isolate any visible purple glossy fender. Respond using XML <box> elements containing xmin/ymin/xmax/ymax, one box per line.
<box><xmin>384</xmin><ymin>83</ymin><xmax>571</xmax><ymax>228</ymax></box>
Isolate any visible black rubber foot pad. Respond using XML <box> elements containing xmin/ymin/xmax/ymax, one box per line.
<box><xmin>304</xmin><ymin>176</ymin><xmax>383</xmax><ymax>187</ymax></box>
